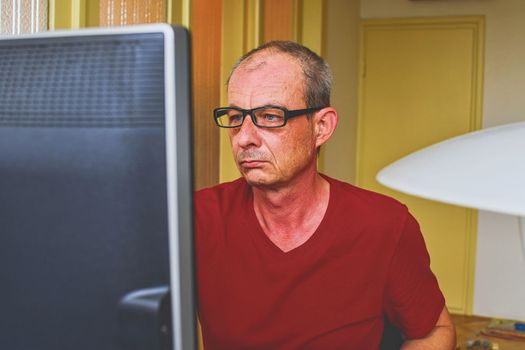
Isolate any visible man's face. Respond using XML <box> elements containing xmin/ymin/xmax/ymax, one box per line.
<box><xmin>227</xmin><ymin>52</ymin><xmax>318</xmax><ymax>189</ymax></box>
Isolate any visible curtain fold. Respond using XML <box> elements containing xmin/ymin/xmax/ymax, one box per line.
<box><xmin>0</xmin><ymin>0</ymin><xmax>47</xmax><ymax>34</ymax></box>
<box><xmin>99</xmin><ymin>0</ymin><xmax>166</xmax><ymax>26</ymax></box>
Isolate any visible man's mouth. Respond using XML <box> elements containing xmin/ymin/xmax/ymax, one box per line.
<box><xmin>240</xmin><ymin>159</ymin><xmax>265</xmax><ymax>168</ymax></box>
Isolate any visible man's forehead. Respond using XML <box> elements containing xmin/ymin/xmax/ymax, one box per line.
<box><xmin>237</xmin><ymin>51</ymin><xmax>300</xmax><ymax>73</ymax></box>
<box><xmin>227</xmin><ymin>51</ymin><xmax>305</xmax><ymax>107</ymax></box>
<box><xmin>239</xmin><ymin>58</ymin><xmax>268</xmax><ymax>73</ymax></box>
<box><xmin>229</xmin><ymin>69</ymin><xmax>302</xmax><ymax>95</ymax></box>
<box><xmin>231</xmin><ymin>56</ymin><xmax>302</xmax><ymax>90</ymax></box>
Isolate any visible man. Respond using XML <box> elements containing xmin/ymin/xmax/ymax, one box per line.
<box><xmin>195</xmin><ymin>41</ymin><xmax>455</xmax><ymax>349</ymax></box>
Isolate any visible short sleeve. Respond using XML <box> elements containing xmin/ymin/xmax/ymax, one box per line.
<box><xmin>383</xmin><ymin>211</ymin><xmax>445</xmax><ymax>340</ymax></box>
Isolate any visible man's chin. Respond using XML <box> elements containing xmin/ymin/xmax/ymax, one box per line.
<box><xmin>241</xmin><ymin>172</ymin><xmax>285</xmax><ymax>190</ymax></box>
<box><xmin>243</xmin><ymin>175</ymin><xmax>270</xmax><ymax>187</ymax></box>
<box><xmin>241</xmin><ymin>170</ymin><xmax>271</xmax><ymax>186</ymax></box>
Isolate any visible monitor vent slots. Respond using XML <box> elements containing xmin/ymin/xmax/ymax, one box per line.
<box><xmin>0</xmin><ymin>34</ymin><xmax>166</xmax><ymax>128</ymax></box>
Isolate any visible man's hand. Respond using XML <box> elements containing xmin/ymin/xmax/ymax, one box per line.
<box><xmin>401</xmin><ymin>306</ymin><xmax>456</xmax><ymax>350</ymax></box>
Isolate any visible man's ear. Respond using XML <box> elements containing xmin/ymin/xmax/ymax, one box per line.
<box><xmin>313</xmin><ymin>107</ymin><xmax>338</xmax><ymax>148</ymax></box>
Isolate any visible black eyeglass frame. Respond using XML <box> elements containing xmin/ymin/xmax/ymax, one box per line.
<box><xmin>213</xmin><ymin>105</ymin><xmax>324</xmax><ymax>129</ymax></box>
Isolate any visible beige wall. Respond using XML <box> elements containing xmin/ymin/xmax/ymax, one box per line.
<box><xmin>361</xmin><ymin>0</ymin><xmax>525</xmax><ymax>320</ymax></box>
<box><xmin>321</xmin><ymin>0</ymin><xmax>360</xmax><ymax>183</ymax></box>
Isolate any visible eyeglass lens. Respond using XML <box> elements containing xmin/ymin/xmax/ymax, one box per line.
<box><xmin>217</xmin><ymin>107</ymin><xmax>286</xmax><ymax>128</ymax></box>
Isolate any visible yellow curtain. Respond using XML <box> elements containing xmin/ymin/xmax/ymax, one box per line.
<box><xmin>99</xmin><ymin>0</ymin><xmax>165</xmax><ymax>26</ymax></box>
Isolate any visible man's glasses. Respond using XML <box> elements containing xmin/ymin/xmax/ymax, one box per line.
<box><xmin>213</xmin><ymin>106</ymin><xmax>323</xmax><ymax>128</ymax></box>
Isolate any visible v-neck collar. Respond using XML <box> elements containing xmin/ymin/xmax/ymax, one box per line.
<box><xmin>246</xmin><ymin>174</ymin><xmax>336</xmax><ymax>260</ymax></box>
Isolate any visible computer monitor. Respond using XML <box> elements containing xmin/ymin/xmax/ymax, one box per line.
<box><xmin>0</xmin><ymin>24</ymin><xmax>196</xmax><ymax>350</ymax></box>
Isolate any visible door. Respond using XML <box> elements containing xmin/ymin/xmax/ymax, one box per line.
<box><xmin>357</xmin><ymin>17</ymin><xmax>484</xmax><ymax>314</ymax></box>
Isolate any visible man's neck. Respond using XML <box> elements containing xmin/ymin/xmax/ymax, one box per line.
<box><xmin>252</xmin><ymin>172</ymin><xmax>330</xmax><ymax>252</ymax></box>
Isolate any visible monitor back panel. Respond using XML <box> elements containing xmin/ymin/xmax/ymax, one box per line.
<box><xmin>0</xmin><ymin>28</ymin><xmax>192</xmax><ymax>350</ymax></box>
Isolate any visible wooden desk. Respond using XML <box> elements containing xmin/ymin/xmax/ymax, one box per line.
<box><xmin>452</xmin><ymin>314</ymin><xmax>525</xmax><ymax>350</ymax></box>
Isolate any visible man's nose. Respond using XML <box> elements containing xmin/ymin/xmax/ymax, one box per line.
<box><xmin>234</xmin><ymin>114</ymin><xmax>260</xmax><ymax>147</ymax></box>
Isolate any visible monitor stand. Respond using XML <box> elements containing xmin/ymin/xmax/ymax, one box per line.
<box><xmin>118</xmin><ymin>287</ymin><xmax>172</xmax><ymax>350</ymax></box>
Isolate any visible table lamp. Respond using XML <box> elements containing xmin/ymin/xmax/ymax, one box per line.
<box><xmin>377</xmin><ymin>121</ymin><xmax>525</xmax><ymax>256</ymax></box>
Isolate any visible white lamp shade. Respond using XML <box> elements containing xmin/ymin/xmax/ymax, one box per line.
<box><xmin>377</xmin><ymin>121</ymin><xmax>525</xmax><ymax>217</ymax></box>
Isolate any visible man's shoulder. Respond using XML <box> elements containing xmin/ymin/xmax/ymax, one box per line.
<box><xmin>324</xmin><ymin>175</ymin><xmax>413</xmax><ymax>244</ymax></box>
<box><xmin>324</xmin><ymin>174</ymin><xmax>406</xmax><ymax>212</ymax></box>
<box><xmin>323</xmin><ymin>174</ymin><xmax>411</xmax><ymax>232</ymax></box>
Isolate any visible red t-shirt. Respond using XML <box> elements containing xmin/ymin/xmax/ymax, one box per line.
<box><xmin>195</xmin><ymin>175</ymin><xmax>444</xmax><ymax>350</ymax></box>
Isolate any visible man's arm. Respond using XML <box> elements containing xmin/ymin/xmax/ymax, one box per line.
<box><xmin>401</xmin><ymin>306</ymin><xmax>456</xmax><ymax>350</ymax></box>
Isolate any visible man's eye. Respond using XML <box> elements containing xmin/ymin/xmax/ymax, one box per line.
<box><xmin>263</xmin><ymin>114</ymin><xmax>282</xmax><ymax>121</ymax></box>
<box><xmin>228</xmin><ymin>114</ymin><xmax>243</xmax><ymax>123</ymax></box>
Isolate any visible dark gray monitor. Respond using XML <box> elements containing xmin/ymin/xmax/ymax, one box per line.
<box><xmin>0</xmin><ymin>24</ymin><xmax>196</xmax><ymax>350</ymax></box>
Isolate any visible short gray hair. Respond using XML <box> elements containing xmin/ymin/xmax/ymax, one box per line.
<box><xmin>227</xmin><ymin>41</ymin><xmax>332</xmax><ymax>108</ymax></box>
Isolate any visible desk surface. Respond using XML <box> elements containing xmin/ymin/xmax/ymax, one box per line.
<box><xmin>452</xmin><ymin>314</ymin><xmax>525</xmax><ymax>350</ymax></box>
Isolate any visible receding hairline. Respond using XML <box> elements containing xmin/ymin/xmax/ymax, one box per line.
<box><xmin>227</xmin><ymin>51</ymin><xmax>308</xmax><ymax>107</ymax></box>
<box><xmin>227</xmin><ymin>41</ymin><xmax>332</xmax><ymax>108</ymax></box>
<box><xmin>227</xmin><ymin>48</ymin><xmax>303</xmax><ymax>85</ymax></box>
<box><xmin>228</xmin><ymin>47</ymin><xmax>302</xmax><ymax>74</ymax></box>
